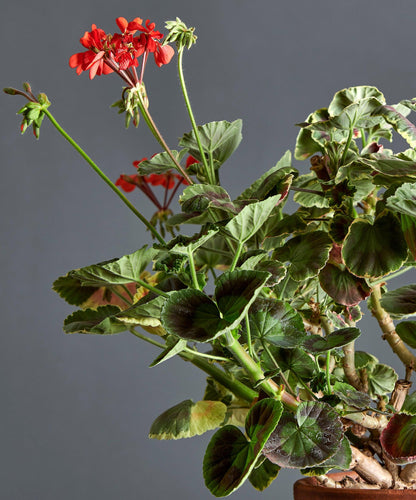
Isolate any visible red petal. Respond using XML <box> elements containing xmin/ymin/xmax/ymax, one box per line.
<box><xmin>116</xmin><ymin>17</ymin><xmax>128</xmax><ymax>32</ymax></box>
<box><xmin>154</xmin><ymin>44</ymin><xmax>174</xmax><ymax>67</ymax></box>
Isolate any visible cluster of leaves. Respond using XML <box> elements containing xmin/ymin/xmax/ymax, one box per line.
<box><xmin>53</xmin><ymin>86</ymin><xmax>416</xmax><ymax>495</ymax></box>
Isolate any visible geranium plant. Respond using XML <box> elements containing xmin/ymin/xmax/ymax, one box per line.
<box><xmin>6</xmin><ymin>16</ymin><xmax>416</xmax><ymax>496</ymax></box>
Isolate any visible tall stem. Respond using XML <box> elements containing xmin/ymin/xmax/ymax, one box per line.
<box><xmin>135</xmin><ymin>92</ymin><xmax>193</xmax><ymax>185</ymax></box>
<box><xmin>43</xmin><ymin>109</ymin><xmax>166</xmax><ymax>245</ymax></box>
<box><xmin>177</xmin><ymin>48</ymin><xmax>213</xmax><ymax>184</ymax></box>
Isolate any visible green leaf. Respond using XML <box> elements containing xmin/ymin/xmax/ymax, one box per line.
<box><xmin>224</xmin><ymin>195</ymin><xmax>282</xmax><ymax>243</ymax></box>
<box><xmin>358</xmin><ymin>156</ymin><xmax>416</xmax><ymax>179</ymax></box>
<box><xmin>180</xmin><ymin>184</ymin><xmax>237</xmax><ymax>215</ymax></box>
<box><xmin>149</xmin><ymin>400</ymin><xmax>227</xmax><ymax>440</ymax></box>
<box><xmin>401</xmin><ymin>214</ymin><xmax>416</xmax><ymax>259</ymax></box>
<box><xmin>292</xmin><ymin>173</ymin><xmax>328</xmax><ymax>208</ymax></box>
<box><xmin>381</xmin><ymin>414</ymin><xmax>416</xmax><ymax>464</ymax></box>
<box><xmin>319</xmin><ymin>263</ymin><xmax>372</xmax><ymax>306</ymax></box>
<box><xmin>71</xmin><ymin>246</ymin><xmax>158</xmax><ymax>286</ymax></box>
<box><xmin>402</xmin><ymin>392</ymin><xmax>416</xmax><ymax>416</ymax></box>
<box><xmin>179</xmin><ymin>119</ymin><xmax>242</xmax><ymax>167</ymax></box>
<box><xmin>396</xmin><ymin>321</ymin><xmax>416</xmax><ymax>349</ymax></box>
<box><xmin>375</xmin><ymin>105</ymin><xmax>416</xmax><ymax>148</ymax></box>
<box><xmin>386</xmin><ymin>183</ymin><xmax>416</xmax><ymax>217</ymax></box>
<box><xmin>273</xmin><ymin>231</ymin><xmax>332</xmax><ymax>281</ymax></box>
<box><xmin>137</xmin><ymin>150</ymin><xmax>188</xmax><ymax>174</ymax></box>
<box><xmin>63</xmin><ymin>305</ymin><xmax>125</xmax><ymax>334</ymax></box>
<box><xmin>331</xmin><ymin>98</ymin><xmax>384</xmax><ymax>130</ymax></box>
<box><xmin>367</xmin><ymin>363</ymin><xmax>398</xmax><ymax>398</ymax></box>
<box><xmin>203</xmin><ymin>398</ymin><xmax>283</xmax><ymax>497</ymax></box>
<box><xmin>342</xmin><ymin>213</ymin><xmax>408</xmax><ymax>279</ymax></box>
<box><xmin>164</xmin><ymin>229</ymin><xmax>219</xmax><ymax>256</ymax></box>
<box><xmin>149</xmin><ymin>338</ymin><xmax>187</xmax><ymax>367</ymax></box>
<box><xmin>261</xmin><ymin>346</ymin><xmax>316</xmax><ymax>380</ymax></box>
<box><xmin>248</xmin><ymin>459</ymin><xmax>280</xmax><ymax>491</ymax></box>
<box><xmin>355</xmin><ymin>351</ymin><xmax>378</xmax><ymax>370</ymax></box>
<box><xmin>236</xmin><ymin>150</ymin><xmax>293</xmax><ymax>201</ymax></box>
<box><xmin>380</xmin><ymin>285</ymin><xmax>416</xmax><ymax>317</ymax></box>
<box><xmin>302</xmin><ymin>328</ymin><xmax>361</xmax><ymax>354</ymax></box>
<box><xmin>328</xmin><ymin>86</ymin><xmax>386</xmax><ymax>116</ymax></box>
<box><xmin>215</xmin><ymin>270</ymin><xmax>271</xmax><ymax>327</ymax></box>
<box><xmin>53</xmin><ymin>273</ymin><xmax>98</xmax><ymax>306</ymax></box>
<box><xmin>294</xmin><ymin>108</ymin><xmax>329</xmax><ymax>160</ymax></box>
<box><xmin>333</xmin><ymin>382</ymin><xmax>373</xmax><ymax>409</ymax></box>
<box><xmin>301</xmin><ymin>437</ymin><xmax>352</xmax><ymax>475</ymax></box>
<box><xmin>262</xmin><ymin>401</ymin><xmax>343</xmax><ymax>468</ymax></box>
<box><xmin>160</xmin><ymin>271</ymin><xmax>270</xmax><ymax>342</ymax></box>
<box><xmin>161</xmin><ymin>289</ymin><xmax>224</xmax><ymax>342</ymax></box>
<box><xmin>246</xmin><ymin>298</ymin><xmax>306</xmax><ymax>348</ymax></box>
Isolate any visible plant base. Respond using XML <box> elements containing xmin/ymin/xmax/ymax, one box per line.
<box><xmin>293</xmin><ymin>472</ymin><xmax>416</xmax><ymax>499</ymax></box>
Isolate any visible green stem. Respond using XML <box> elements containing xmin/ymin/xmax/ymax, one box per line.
<box><xmin>225</xmin><ymin>333</ymin><xmax>299</xmax><ymax>410</ymax></box>
<box><xmin>43</xmin><ymin>109</ymin><xmax>166</xmax><ymax>245</ymax></box>
<box><xmin>111</xmin><ymin>287</ymin><xmax>132</xmax><ymax>306</ymax></box>
<box><xmin>340</xmin><ymin>127</ymin><xmax>354</xmax><ymax>166</ymax></box>
<box><xmin>360</xmin><ymin>128</ymin><xmax>367</xmax><ymax>148</ymax></box>
<box><xmin>261</xmin><ymin>341</ymin><xmax>295</xmax><ymax>396</ymax></box>
<box><xmin>177</xmin><ymin>49</ymin><xmax>213</xmax><ymax>184</ymax></box>
<box><xmin>245</xmin><ymin>314</ymin><xmax>253</xmax><ymax>358</ymax></box>
<box><xmin>130</xmin><ymin>328</ymin><xmax>257</xmax><ymax>402</ymax></box>
<box><xmin>229</xmin><ymin>241</ymin><xmax>244</xmax><ymax>272</ymax></box>
<box><xmin>372</xmin><ymin>266</ymin><xmax>413</xmax><ymax>285</ymax></box>
<box><xmin>183</xmin><ymin>347</ymin><xmax>229</xmax><ymax>362</ymax></box>
<box><xmin>187</xmin><ymin>249</ymin><xmax>200</xmax><ymax>289</ymax></box>
<box><xmin>135</xmin><ymin>278</ymin><xmax>169</xmax><ymax>298</ymax></box>
<box><xmin>135</xmin><ymin>92</ymin><xmax>193</xmax><ymax>185</ymax></box>
<box><xmin>325</xmin><ymin>350</ymin><xmax>332</xmax><ymax>395</ymax></box>
<box><xmin>121</xmin><ymin>284</ymin><xmax>134</xmax><ymax>301</ymax></box>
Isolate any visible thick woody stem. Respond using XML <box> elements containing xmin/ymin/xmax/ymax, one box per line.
<box><xmin>344</xmin><ymin>411</ymin><xmax>388</xmax><ymax>430</ymax></box>
<box><xmin>350</xmin><ymin>446</ymin><xmax>393</xmax><ymax>488</ymax></box>
<box><xmin>401</xmin><ymin>463</ymin><xmax>416</xmax><ymax>483</ymax></box>
<box><xmin>370</xmin><ymin>284</ymin><xmax>416</xmax><ymax>369</ymax></box>
<box><xmin>389</xmin><ymin>379</ymin><xmax>412</xmax><ymax>412</ymax></box>
<box><xmin>343</xmin><ymin>340</ymin><xmax>363</xmax><ymax>390</ymax></box>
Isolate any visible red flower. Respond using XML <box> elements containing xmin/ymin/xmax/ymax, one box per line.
<box><xmin>185</xmin><ymin>155</ymin><xmax>199</xmax><ymax>168</ymax></box>
<box><xmin>69</xmin><ymin>24</ymin><xmax>113</xmax><ymax>79</ymax></box>
<box><xmin>69</xmin><ymin>18</ymin><xmax>174</xmax><ymax>82</ymax></box>
<box><xmin>136</xmin><ymin>20</ymin><xmax>174</xmax><ymax>67</ymax></box>
<box><xmin>115</xmin><ymin>174</ymin><xmax>141</xmax><ymax>192</ymax></box>
<box><xmin>147</xmin><ymin>173</ymin><xmax>176</xmax><ymax>189</ymax></box>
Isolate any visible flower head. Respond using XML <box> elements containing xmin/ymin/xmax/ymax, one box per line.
<box><xmin>69</xmin><ymin>17</ymin><xmax>174</xmax><ymax>83</ymax></box>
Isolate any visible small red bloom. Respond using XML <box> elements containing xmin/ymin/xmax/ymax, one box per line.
<box><xmin>147</xmin><ymin>173</ymin><xmax>176</xmax><ymax>189</ymax></box>
<box><xmin>69</xmin><ymin>18</ymin><xmax>174</xmax><ymax>82</ymax></box>
<box><xmin>185</xmin><ymin>155</ymin><xmax>199</xmax><ymax>168</ymax></box>
<box><xmin>116</xmin><ymin>174</ymin><xmax>140</xmax><ymax>192</ymax></box>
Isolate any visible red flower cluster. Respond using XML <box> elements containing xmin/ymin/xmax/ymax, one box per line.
<box><xmin>69</xmin><ymin>17</ymin><xmax>174</xmax><ymax>82</ymax></box>
<box><xmin>116</xmin><ymin>156</ymin><xmax>198</xmax><ymax>211</ymax></box>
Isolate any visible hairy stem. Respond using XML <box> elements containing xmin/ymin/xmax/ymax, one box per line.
<box><xmin>43</xmin><ymin>109</ymin><xmax>166</xmax><ymax>245</ymax></box>
<box><xmin>177</xmin><ymin>48</ymin><xmax>213</xmax><ymax>183</ymax></box>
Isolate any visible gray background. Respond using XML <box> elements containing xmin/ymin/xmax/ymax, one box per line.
<box><xmin>2</xmin><ymin>1</ymin><xmax>416</xmax><ymax>499</ymax></box>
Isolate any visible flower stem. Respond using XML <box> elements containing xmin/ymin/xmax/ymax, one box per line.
<box><xmin>340</xmin><ymin>126</ymin><xmax>354</xmax><ymax>166</ymax></box>
<box><xmin>135</xmin><ymin>91</ymin><xmax>193</xmax><ymax>185</ymax></box>
<box><xmin>43</xmin><ymin>109</ymin><xmax>166</xmax><ymax>245</ymax></box>
<box><xmin>177</xmin><ymin>48</ymin><xmax>213</xmax><ymax>184</ymax></box>
<box><xmin>187</xmin><ymin>248</ymin><xmax>200</xmax><ymax>289</ymax></box>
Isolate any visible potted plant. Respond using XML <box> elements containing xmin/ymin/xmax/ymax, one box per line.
<box><xmin>5</xmin><ymin>16</ymin><xmax>416</xmax><ymax>498</ymax></box>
